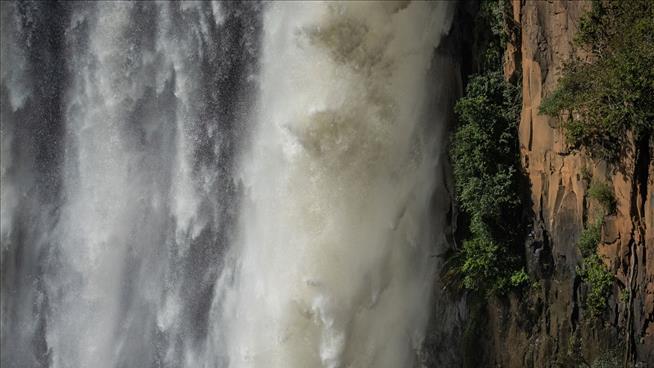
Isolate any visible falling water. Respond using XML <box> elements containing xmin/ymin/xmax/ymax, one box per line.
<box><xmin>1</xmin><ymin>1</ymin><xmax>455</xmax><ymax>367</ymax></box>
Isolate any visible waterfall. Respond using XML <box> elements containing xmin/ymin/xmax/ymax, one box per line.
<box><xmin>1</xmin><ymin>1</ymin><xmax>455</xmax><ymax>367</ymax></box>
<box><xmin>220</xmin><ymin>2</ymin><xmax>455</xmax><ymax>367</ymax></box>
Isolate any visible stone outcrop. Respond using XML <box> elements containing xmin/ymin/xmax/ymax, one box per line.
<box><xmin>478</xmin><ymin>1</ymin><xmax>654</xmax><ymax>366</ymax></box>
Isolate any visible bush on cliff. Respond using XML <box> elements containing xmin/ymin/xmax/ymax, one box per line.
<box><xmin>576</xmin><ymin>216</ymin><xmax>613</xmax><ymax>318</ymax></box>
<box><xmin>539</xmin><ymin>0</ymin><xmax>654</xmax><ymax>160</ymax></box>
<box><xmin>448</xmin><ymin>72</ymin><xmax>526</xmax><ymax>295</ymax></box>
<box><xmin>474</xmin><ymin>0</ymin><xmax>510</xmax><ymax>72</ymax></box>
<box><xmin>451</xmin><ymin>72</ymin><xmax>520</xmax><ymax>230</ymax></box>
<box><xmin>578</xmin><ymin>254</ymin><xmax>614</xmax><ymax>318</ymax></box>
<box><xmin>577</xmin><ymin>219</ymin><xmax>602</xmax><ymax>258</ymax></box>
<box><xmin>587</xmin><ymin>181</ymin><xmax>616</xmax><ymax>214</ymax></box>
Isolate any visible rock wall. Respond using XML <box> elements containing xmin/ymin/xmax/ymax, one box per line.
<box><xmin>479</xmin><ymin>1</ymin><xmax>654</xmax><ymax>366</ymax></box>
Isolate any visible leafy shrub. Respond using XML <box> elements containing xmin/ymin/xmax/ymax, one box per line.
<box><xmin>457</xmin><ymin>232</ymin><xmax>528</xmax><ymax>293</ymax></box>
<box><xmin>577</xmin><ymin>215</ymin><xmax>612</xmax><ymax>318</ymax></box>
<box><xmin>578</xmin><ymin>254</ymin><xmax>614</xmax><ymax>318</ymax></box>
<box><xmin>619</xmin><ymin>288</ymin><xmax>630</xmax><ymax>304</ymax></box>
<box><xmin>510</xmin><ymin>268</ymin><xmax>530</xmax><ymax>288</ymax></box>
<box><xmin>474</xmin><ymin>0</ymin><xmax>510</xmax><ymax>72</ymax></box>
<box><xmin>588</xmin><ymin>181</ymin><xmax>617</xmax><ymax>214</ymax></box>
<box><xmin>448</xmin><ymin>71</ymin><xmax>524</xmax><ymax>296</ymax></box>
<box><xmin>460</xmin><ymin>235</ymin><xmax>502</xmax><ymax>292</ymax></box>
<box><xmin>539</xmin><ymin>0</ymin><xmax>654</xmax><ymax>160</ymax></box>
<box><xmin>578</xmin><ymin>219</ymin><xmax>602</xmax><ymax>258</ymax></box>
<box><xmin>451</xmin><ymin>72</ymin><xmax>521</xmax><ymax>233</ymax></box>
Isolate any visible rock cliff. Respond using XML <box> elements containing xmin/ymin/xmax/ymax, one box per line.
<box><xmin>477</xmin><ymin>1</ymin><xmax>654</xmax><ymax>366</ymax></box>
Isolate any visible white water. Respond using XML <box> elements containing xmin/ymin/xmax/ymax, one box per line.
<box><xmin>220</xmin><ymin>2</ymin><xmax>454</xmax><ymax>367</ymax></box>
<box><xmin>1</xmin><ymin>2</ymin><xmax>455</xmax><ymax>367</ymax></box>
<box><xmin>45</xmin><ymin>3</ymin><xmax>199</xmax><ymax>367</ymax></box>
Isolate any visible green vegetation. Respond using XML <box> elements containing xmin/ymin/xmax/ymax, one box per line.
<box><xmin>576</xmin><ymin>216</ymin><xmax>613</xmax><ymax>318</ymax></box>
<box><xmin>587</xmin><ymin>182</ymin><xmax>617</xmax><ymax>214</ymax></box>
<box><xmin>577</xmin><ymin>219</ymin><xmax>602</xmax><ymax>258</ymax></box>
<box><xmin>473</xmin><ymin>0</ymin><xmax>510</xmax><ymax>71</ymax></box>
<box><xmin>510</xmin><ymin>268</ymin><xmax>530</xmax><ymax>288</ymax></box>
<box><xmin>578</xmin><ymin>254</ymin><xmax>613</xmax><ymax>318</ymax></box>
<box><xmin>539</xmin><ymin>0</ymin><xmax>654</xmax><ymax>160</ymax></box>
<box><xmin>448</xmin><ymin>71</ymin><xmax>526</xmax><ymax>296</ymax></box>
<box><xmin>577</xmin><ymin>181</ymin><xmax>615</xmax><ymax>318</ymax></box>
<box><xmin>619</xmin><ymin>288</ymin><xmax>630</xmax><ymax>305</ymax></box>
<box><xmin>451</xmin><ymin>72</ymin><xmax>520</xmax><ymax>224</ymax></box>
<box><xmin>459</xmin><ymin>236</ymin><xmax>502</xmax><ymax>291</ymax></box>
<box><xmin>445</xmin><ymin>0</ymin><xmax>527</xmax><ymax>297</ymax></box>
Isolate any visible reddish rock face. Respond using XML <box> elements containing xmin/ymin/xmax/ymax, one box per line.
<box><xmin>480</xmin><ymin>0</ymin><xmax>654</xmax><ymax>366</ymax></box>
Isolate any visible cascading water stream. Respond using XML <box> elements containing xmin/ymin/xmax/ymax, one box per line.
<box><xmin>219</xmin><ymin>2</ymin><xmax>455</xmax><ymax>367</ymax></box>
<box><xmin>1</xmin><ymin>2</ymin><xmax>455</xmax><ymax>367</ymax></box>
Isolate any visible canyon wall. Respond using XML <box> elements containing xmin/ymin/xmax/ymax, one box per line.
<box><xmin>479</xmin><ymin>1</ymin><xmax>653</xmax><ymax>366</ymax></box>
